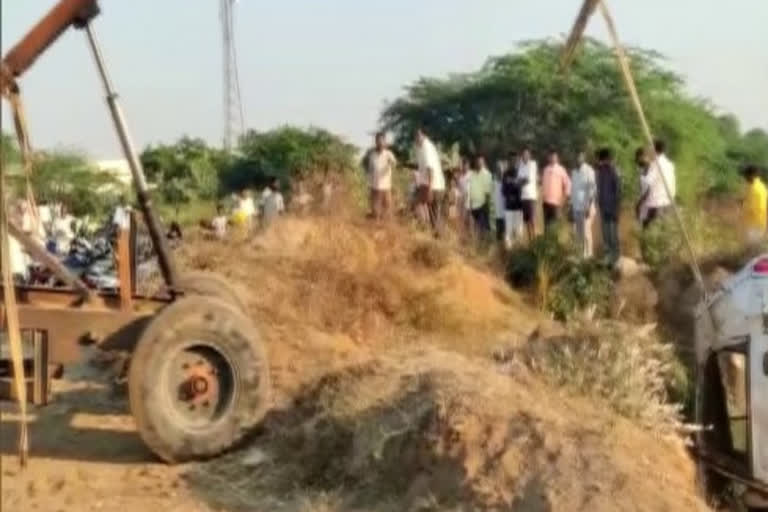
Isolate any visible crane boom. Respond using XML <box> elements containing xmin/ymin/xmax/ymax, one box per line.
<box><xmin>1</xmin><ymin>0</ymin><xmax>100</xmax><ymax>88</ymax></box>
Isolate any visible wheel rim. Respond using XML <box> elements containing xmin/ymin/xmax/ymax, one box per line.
<box><xmin>161</xmin><ymin>344</ymin><xmax>237</xmax><ymax>431</ymax></box>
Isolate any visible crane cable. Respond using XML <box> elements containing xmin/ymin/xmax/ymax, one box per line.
<box><xmin>1</xmin><ymin>80</ymin><xmax>36</xmax><ymax>468</ymax></box>
<box><xmin>8</xmin><ymin>88</ymin><xmax>41</xmax><ymax>231</ymax></box>
<box><xmin>597</xmin><ymin>0</ymin><xmax>707</xmax><ymax>296</ymax></box>
<box><xmin>0</xmin><ymin>130</ymin><xmax>30</xmax><ymax>469</ymax></box>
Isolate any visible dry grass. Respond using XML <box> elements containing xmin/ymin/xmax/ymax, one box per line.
<box><xmin>508</xmin><ymin>319</ymin><xmax>683</xmax><ymax>434</ymax></box>
<box><xmin>166</xmin><ymin>212</ymin><xmax>708</xmax><ymax>512</ymax></box>
<box><xmin>178</xmin><ymin>216</ymin><xmax>538</xmax><ymax>351</ymax></box>
<box><xmin>185</xmin><ymin>347</ymin><xmax>708</xmax><ymax>512</ymax></box>
<box><xmin>172</xmin><ymin>215</ymin><xmax>545</xmax><ymax>407</ymax></box>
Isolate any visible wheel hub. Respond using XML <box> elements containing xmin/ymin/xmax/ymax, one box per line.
<box><xmin>165</xmin><ymin>346</ymin><xmax>234</xmax><ymax>427</ymax></box>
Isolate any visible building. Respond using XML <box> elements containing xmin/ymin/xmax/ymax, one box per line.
<box><xmin>95</xmin><ymin>159</ymin><xmax>132</xmax><ymax>186</ymax></box>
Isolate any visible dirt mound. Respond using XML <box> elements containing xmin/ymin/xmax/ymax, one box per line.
<box><xmin>185</xmin><ymin>347</ymin><xmax>708</xmax><ymax>512</ymax></box>
<box><xmin>177</xmin><ymin>217</ymin><xmax>543</xmax><ymax>403</ymax></box>
<box><xmin>180</xmin><ymin>218</ymin><xmax>531</xmax><ymax>340</ymax></box>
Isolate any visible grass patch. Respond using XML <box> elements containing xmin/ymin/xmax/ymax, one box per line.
<box><xmin>512</xmin><ymin>320</ymin><xmax>684</xmax><ymax>434</ymax></box>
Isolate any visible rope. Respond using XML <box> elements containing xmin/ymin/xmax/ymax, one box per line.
<box><xmin>7</xmin><ymin>90</ymin><xmax>41</xmax><ymax>232</ymax></box>
<box><xmin>1</xmin><ymin>79</ymin><xmax>33</xmax><ymax>468</ymax></box>
<box><xmin>0</xmin><ymin>149</ymin><xmax>30</xmax><ymax>468</ymax></box>
<box><xmin>598</xmin><ymin>0</ymin><xmax>707</xmax><ymax>295</ymax></box>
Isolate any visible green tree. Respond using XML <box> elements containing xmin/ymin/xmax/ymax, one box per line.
<box><xmin>381</xmin><ymin>38</ymin><xmax>762</xmax><ymax>203</ymax></box>
<box><xmin>141</xmin><ymin>136</ymin><xmax>224</xmax><ymax>211</ymax></box>
<box><xmin>8</xmin><ymin>149</ymin><xmax>122</xmax><ymax>217</ymax></box>
<box><xmin>220</xmin><ymin>126</ymin><xmax>358</xmax><ymax>192</ymax></box>
<box><xmin>1</xmin><ymin>132</ymin><xmax>20</xmax><ymax>166</ymax></box>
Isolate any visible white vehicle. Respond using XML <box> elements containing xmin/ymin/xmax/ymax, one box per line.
<box><xmin>695</xmin><ymin>254</ymin><xmax>768</xmax><ymax>510</ymax></box>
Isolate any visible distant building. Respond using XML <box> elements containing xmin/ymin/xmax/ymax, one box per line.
<box><xmin>95</xmin><ymin>159</ymin><xmax>132</xmax><ymax>185</ymax></box>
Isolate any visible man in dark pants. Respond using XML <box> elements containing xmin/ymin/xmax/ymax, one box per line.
<box><xmin>595</xmin><ymin>148</ymin><xmax>621</xmax><ymax>264</ymax></box>
<box><xmin>468</xmin><ymin>155</ymin><xmax>493</xmax><ymax>241</ymax></box>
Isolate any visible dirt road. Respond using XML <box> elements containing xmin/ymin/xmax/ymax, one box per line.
<box><xmin>0</xmin><ymin>373</ymin><xmax>217</xmax><ymax>511</ymax></box>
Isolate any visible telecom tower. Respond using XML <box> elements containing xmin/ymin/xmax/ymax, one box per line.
<box><xmin>220</xmin><ymin>0</ymin><xmax>245</xmax><ymax>153</ymax></box>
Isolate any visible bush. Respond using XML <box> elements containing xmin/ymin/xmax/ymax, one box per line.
<box><xmin>638</xmin><ymin>209</ymin><xmax>742</xmax><ymax>272</ymax></box>
<box><xmin>506</xmin><ymin>233</ymin><xmax>614</xmax><ymax>320</ymax></box>
<box><xmin>514</xmin><ymin>321</ymin><xmax>684</xmax><ymax>433</ymax></box>
<box><xmin>547</xmin><ymin>259</ymin><xmax>613</xmax><ymax>322</ymax></box>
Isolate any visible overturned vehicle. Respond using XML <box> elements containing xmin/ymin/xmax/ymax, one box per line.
<box><xmin>695</xmin><ymin>254</ymin><xmax>768</xmax><ymax>510</ymax></box>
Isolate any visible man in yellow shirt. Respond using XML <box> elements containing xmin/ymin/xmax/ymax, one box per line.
<box><xmin>743</xmin><ymin>165</ymin><xmax>767</xmax><ymax>246</ymax></box>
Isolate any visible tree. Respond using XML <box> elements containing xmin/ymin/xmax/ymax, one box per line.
<box><xmin>1</xmin><ymin>132</ymin><xmax>20</xmax><ymax>166</ymax></box>
<box><xmin>8</xmin><ymin>149</ymin><xmax>123</xmax><ymax>217</ymax></box>
<box><xmin>141</xmin><ymin>136</ymin><xmax>224</xmax><ymax>211</ymax></box>
<box><xmin>220</xmin><ymin>126</ymin><xmax>358</xmax><ymax>192</ymax></box>
<box><xmin>381</xmin><ymin>38</ymin><xmax>764</xmax><ymax>202</ymax></box>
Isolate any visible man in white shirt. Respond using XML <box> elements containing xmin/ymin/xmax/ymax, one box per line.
<box><xmin>112</xmin><ymin>196</ymin><xmax>132</xmax><ymax>232</ymax></box>
<box><xmin>570</xmin><ymin>152</ymin><xmax>597</xmax><ymax>258</ymax></box>
<box><xmin>211</xmin><ymin>204</ymin><xmax>228</xmax><ymax>240</ymax></box>
<box><xmin>9</xmin><ymin>204</ymin><xmax>30</xmax><ymax>282</ymax></box>
<box><xmin>261</xmin><ymin>177</ymin><xmax>285</xmax><ymax>229</ymax></box>
<box><xmin>517</xmin><ymin>147</ymin><xmax>539</xmax><ymax>243</ymax></box>
<box><xmin>641</xmin><ymin>139</ymin><xmax>676</xmax><ymax>229</ymax></box>
<box><xmin>366</xmin><ymin>132</ymin><xmax>398</xmax><ymax>220</ymax></box>
<box><xmin>415</xmin><ymin>128</ymin><xmax>446</xmax><ymax>236</ymax></box>
<box><xmin>52</xmin><ymin>206</ymin><xmax>76</xmax><ymax>254</ymax></box>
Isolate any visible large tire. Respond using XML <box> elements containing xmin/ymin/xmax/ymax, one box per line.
<box><xmin>178</xmin><ymin>272</ymin><xmax>249</xmax><ymax>313</ymax></box>
<box><xmin>129</xmin><ymin>295</ymin><xmax>270</xmax><ymax>463</ymax></box>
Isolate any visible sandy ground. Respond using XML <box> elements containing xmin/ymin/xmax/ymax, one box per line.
<box><xmin>0</xmin><ymin>356</ymin><xmax>220</xmax><ymax>511</ymax></box>
<box><xmin>0</xmin><ymin>218</ymin><xmax>714</xmax><ymax>511</ymax></box>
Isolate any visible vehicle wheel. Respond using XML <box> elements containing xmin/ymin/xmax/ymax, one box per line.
<box><xmin>129</xmin><ymin>295</ymin><xmax>270</xmax><ymax>463</ymax></box>
<box><xmin>178</xmin><ymin>272</ymin><xmax>249</xmax><ymax>313</ymax></box>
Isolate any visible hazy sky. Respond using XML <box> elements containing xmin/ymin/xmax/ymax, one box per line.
<box><xmin>2</xmin><ymin>0</ymin><xmax>766</xmax><ymax>159</ymax></box>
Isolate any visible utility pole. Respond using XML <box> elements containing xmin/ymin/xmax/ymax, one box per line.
<box><xmin>220</xmin><ymin>0</ymin><xmax>245</xmax><ymax>153</ymax></box>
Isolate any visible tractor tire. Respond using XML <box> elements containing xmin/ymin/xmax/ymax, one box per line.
<box><xmin>128</xmin><ymin>295</ymin><xmax>270</xmax><ymax>463</ymax></box>
<box><xmin>178</xmin><ymin>272</ymin><xmax>249</xmax><ymax>313</ymax></box>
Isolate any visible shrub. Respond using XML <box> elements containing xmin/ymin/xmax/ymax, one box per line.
<box><xmin>638</xmin><ymin>209</ymin><xmax>742</xmax><ymax>272</ymax></box>
<box><xmin>506</xmin><ymin>233</ymin><xmax>614</xmax><ymax>320</ymax></box>
<box><xmin>514</xmin><ymin>321</ymin><xmax>684</xmax><ymax>433</ymax></box>
<box><xmin>547</xmin><ymin>259</ymin><xmax>613</xmax><ymax>321</ymax></box>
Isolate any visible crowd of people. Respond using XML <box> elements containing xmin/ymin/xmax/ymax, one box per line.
<box><xmin>6</xmin><ymin>130</ymin><xmax>764</xmax><ymax>284</ymax></box>
<box><xmin>362</xmin><ymin>129</ymin><xmax>695</xmax><ymax>264</ymax></box>
<box><xmin>211</xmin><ymin>177</ymin><xmax>287</xmax><ymax>239</ymax></box>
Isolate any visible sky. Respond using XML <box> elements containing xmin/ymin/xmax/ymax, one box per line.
<box><xmin>1</xmin><ymin>0</ymin><xmax>767</xmax><ymax>159</ymax></box>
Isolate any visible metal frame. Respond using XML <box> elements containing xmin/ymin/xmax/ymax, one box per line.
<box><xmin>1</xmin><ymin>0</ymin><xmax>178</xmax><ymax>403</ymax></box>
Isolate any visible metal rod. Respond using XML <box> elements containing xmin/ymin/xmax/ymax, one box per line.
<box><xmin>8</xmin><ymin>219</ymin><xmax>92</xmax><ymax>297</ymax></box>
<box><xmin>597</xmin><ymin>0</ymin><xmax>706</xmax><ymax>297</ymax></box>
<box><xmin>82</xmin><ymin>23</ymin><xmax>179</xmax><ymax>290</ymax></box>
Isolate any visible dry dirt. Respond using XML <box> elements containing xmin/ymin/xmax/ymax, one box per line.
<box><xmin>1</xmin><ymin>217</ymin><xmax>710</xmax><ymax>511</ymax></box>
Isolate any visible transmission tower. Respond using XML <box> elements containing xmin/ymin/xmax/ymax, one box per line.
<box><xmin>220</xmin><ymin>0</ymin><xmax>245</xmax><ymax>153</ymax></box>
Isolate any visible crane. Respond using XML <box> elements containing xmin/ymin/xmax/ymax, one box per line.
<box><xmin>220</xmin><ymin>0</ymin><xmax>245</xmax><ymax>153</ymax></box>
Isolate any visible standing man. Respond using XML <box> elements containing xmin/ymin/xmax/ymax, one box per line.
<box><xmin>492</xmin><ymin>160</ymin><xmax>507</xmax><ymax>244</ymax></box>
<box><xmin>634</xmin><ymin>147</ymin><xmax>651</xmax><ymax>227</ymax></box>
<box><xmin>518</xmin><ymin>147</ymin><xmax>539</xmax><ymax>243</ymax></box>
<box><xmin>235</xmin><ymin>190</ymin><xmax>256</xmax><ymax>230</ymax></box>
<box><xmin>502</xmin><ymin>151</ymin><xmax>524</xmax><ymax>248</ymax></box>
<box><xmin>212</xmin><ymin>204</ymin><xmax>228</xmax><ymax>240</ymax></box>
<box><xmin>415</xmin><ymin>128</ymin><xmax>446</xmax><ymax>236</ymax></box>
<box><xmin>642</xmin><ymin>139</ymin><xmax>676</xmax><ymax>229</ymax></box>
<box><xmin>261</xmin><ymin>177</ymin><xmax>285</xmax><ymax>229</ymax></box>
<box><xmin>541</xmin><ymin>150</ymin><xmax>571</xmax><ymax>232</ymax></box>
<box><xmin>742</xmin><ymin>164</ymin><xmax>767</xmax><ymax>247</ymax></box>
<box><xmin>595</xmin><ymin>148</ymin><xmax>621</xmax><ymax>264</ymax></box>
<box><xmin>570</xmin><ymin>152</ymin><xmax>597</xmax><ymax>258</ymax></box>
<box><xmin>112</xmin><ymin>195</ymin><xmax>132</xmax><ymax>234</ymax></box>
<box><xmin>367</xmin><ymin>132</ymin><xmax>398</xmax><ymax>220</ymax></box>
<box><xmin>468</xmin><ymin>155</ymin><xmax>493</xmax><ymax>239</ymax></box>
<box><xmin>457</xmin><ymin>158</ymin><xmax>472</xmax><ymax>237</ymax></box>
